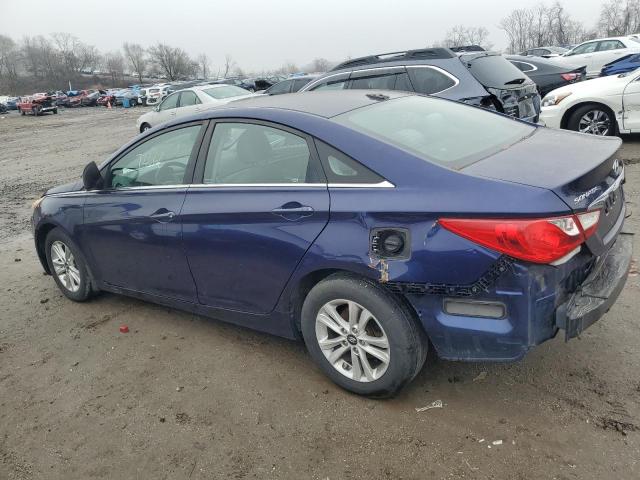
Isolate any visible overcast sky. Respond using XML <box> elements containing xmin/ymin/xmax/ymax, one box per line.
<box><xmin>3</xmin><ymin>0</ymin><xmax>603</xmax><ymax>72</ymax></box>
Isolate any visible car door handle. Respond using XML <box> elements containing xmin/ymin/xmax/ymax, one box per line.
<box><xmin>271</xmin><ymin>202</ymin><xmax>314</xmax><ymax>220</ymax></box>
<box><xmin>150</xmin><ymin>208</ymin><xmax>176</xmax><ymax>222</ymax></box>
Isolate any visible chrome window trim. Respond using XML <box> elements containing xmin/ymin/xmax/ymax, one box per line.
<box><xmin>406</xmin><ymin>65</ymin><xmax>460</xmax><ymax>94</ymax></box>
<box><xmin>302</xmin><ymin>72</ymin><xmax>350</xmax><ymax>91</ymax></box>
<box><xmin>189</xmin><ymin>180</ymin><xmax>395</xmax><ymax>189</ymax></box>
<box><xmin>46</xmin><ymin>180</ymin><xmax>395</xmax><ymax>197</ymax></box>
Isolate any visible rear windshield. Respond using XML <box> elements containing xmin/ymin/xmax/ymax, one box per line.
<box><xmin>333</xmin><ymin>96</ymin><xmax>535</xmax><ymax>169</ymax></box>
<box><xmin>462</xmin><ymin>54</ymin><xmax>529</xmax><ymax>88</ymax></box>
<box><xmin>202</xmin><ymin>85</ymin><xmax>249</xmax><ymax>99</ymax></box>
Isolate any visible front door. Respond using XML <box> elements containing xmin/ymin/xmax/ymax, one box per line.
<box><xmin>80</xmin><ymin>123</ymin><xmax>205</xmax><ymax>301</ymax></box>
<box><xmin>181</xmin><ymin>120</ymin><xmax>330</xmax><ymax>314</ymax></box>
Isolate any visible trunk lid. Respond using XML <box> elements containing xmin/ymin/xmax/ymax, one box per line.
<box><xmin>463</xmin><ymin>127</ymin><xmax>625</xmax><ymax>255</ymax></box>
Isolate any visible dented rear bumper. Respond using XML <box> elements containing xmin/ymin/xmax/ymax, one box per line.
<box><xmin>555</xmin><ymin>233</ymin><xmax>633</xmax><ymax>340</ymax></box>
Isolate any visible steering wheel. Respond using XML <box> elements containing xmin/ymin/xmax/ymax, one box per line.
<box><xmin>153</xmin><ymin>161</ymin><xmax>185</xmax><ymax>184</ymax></box>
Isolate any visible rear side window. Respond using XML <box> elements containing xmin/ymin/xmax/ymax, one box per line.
<box><xmin>598</xmin><ymin>40</ymin><xmax>625</xmax><ymax>51</ymax></box>
<box><xmin>406</xmin><ymin>67</ymin><xmax>456</xmax><ymax>94</ymax></box>
<box><xmin>462</xmin><ymin>55</ymin><xmax>527</xmax><ymax>88</ymax></box>
<box><xmin>511</xmin><ymin>61</ymin><xmax>535</xmax><ymax>72</ymax></box>
<box><xmin>349</xmin><ymin>72</ymin><xmax>413</xmax><ymax>92</ymax></box>
<box><xmin>315</xmin><ymin>141</ymin><xmax>385</xmax><ymax>184</ymax></box>
<box><xmin>333</xmin><ymin>96</ymin><xmax>534</xmax><ymax>169</ymax></box>
<box><xmin>203</xmin><ymin>123</ymin><xmax>323</xmax><ymax>184</ymax></box>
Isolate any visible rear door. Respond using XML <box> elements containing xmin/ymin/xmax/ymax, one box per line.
<box><xmin>181</xmin><ymin>120</ymin><xmax>330</xmax><ymax>314</ymax></box>
<box><xmin>593</xmin><ymin>40</ymin><xmax>628</xmax><ymax>72</ymax></box>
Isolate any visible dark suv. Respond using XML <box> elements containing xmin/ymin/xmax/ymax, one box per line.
<box><xmin>301</xmin><ymin>48</ymin><xmax>540</xmax><ymax>122</ymax></box>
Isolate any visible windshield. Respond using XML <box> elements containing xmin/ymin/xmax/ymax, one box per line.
<box><xmin>333</xmin><ymin>96</ymin><xmax>535</xmax><ymax>169</ymax></box>
<box><xmin>202</xmin><ymin>85</ymin><xmax>249</xmax><ymax>99</ymax></box>
<box><xmin>462</xmin><ymin>54</ymin><xmax>529</xmax><ymax>88</ymax></box>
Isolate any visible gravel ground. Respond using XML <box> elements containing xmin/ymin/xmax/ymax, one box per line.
<box><xmin>0</xmin><ymin>107</ymin><xmax>639</xmax><ymax>480</ymax></box>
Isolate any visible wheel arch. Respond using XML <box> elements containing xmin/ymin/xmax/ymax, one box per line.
<box><xmin>560</xmin><ymin>101</ymin><xmax>619</xmax><ymax>133</ymax></box>
<box><xmin>35</xmin><ymin>222</ymin><xmax>59</xmax><ymax>274</ymax></box>
<box><xmin>288</xmin><ymin>268</ymin><xmax>426</xmax><ymax>340</ymax></box>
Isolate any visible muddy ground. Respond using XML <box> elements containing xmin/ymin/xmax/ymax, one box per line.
<box><xmin>0</xmin><ymin>107</ymin><xmax>639</xmax><ymax>480</ymax></box>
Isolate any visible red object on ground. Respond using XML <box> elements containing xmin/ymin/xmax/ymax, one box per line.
<box><xmin>119</xmin><ymin>325</ymin><xmax>129</xmax><ymax>333</ymax></box>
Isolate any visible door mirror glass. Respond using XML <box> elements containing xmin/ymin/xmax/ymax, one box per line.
<box><xmin>82</xmin><ymin>161</ymin><xmax>103</xmax><ymax>190</ymax></box>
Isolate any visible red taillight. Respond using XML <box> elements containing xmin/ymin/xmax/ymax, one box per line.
<box><xmin>439</xmin><ymin>211</ymin><xmax>600</xmax><ymax>264</ymax></box>
<box><xmin>561</xmin><ymin>73</ymin><xmax>579</xmax><ymax>81</ymax></box>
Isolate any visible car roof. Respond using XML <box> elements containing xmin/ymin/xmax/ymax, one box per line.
<box><xmin>203</xmin><ymin>90</ymin><xmax>412</xmax><ymax>118</ymax></box>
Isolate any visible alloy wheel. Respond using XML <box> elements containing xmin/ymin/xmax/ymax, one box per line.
<box><xmin>578</xmin><ymin>109</ymin><xmax>611</xmax><ymax>135</ymax></box>
<box><xmin>315</xmin><ymin>299</ymin><xmax>390</xmax><ymax>383</ymax></box>
<box><xmin>50</xmin><ymin>241</ymin><xmax>81</xmax><ymax>292</ymax></box>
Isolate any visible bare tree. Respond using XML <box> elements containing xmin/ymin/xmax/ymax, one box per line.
<box><xmin>123</xmin><ymin>42</ymin><xmax>147</xmax><ymax>83</ymax></box>
<box><xmin>222</xmin><ymin>54</ymin><xmax>236</xmax><ymax>78</ymax></box>
<box><xmin>441</xmin><ymin>25</ymin><xmax>492</xmax><ymax>49</ymax></box>
<box><xmin>277</xmin><ymin>61</ymin><xmax>299</xmax><ymax>75</ymax></box>
<box><xmin>0</xmin><ymin>35</ymin><xmax>20</xmax><ymax>91</ymax></box>
<box><xmin>147</xmin><ymin>43</ymin><xmax>194</xmax><ymax>81</ymax></box>
<box><xmin>599</xmin><ymin>0</ymin><xmax>640</xmax><ymax>36</ymax></box>
<box><xmin>103</xmin><ymin>51</ymin><xmax>125</xmax><ymax>84</ymax></box>
<box><xmin>196</xmin><ymin>53</ymin><xmax>210</xmax><ymax>79</ymax></box>
<box><xmin>310</xmin><ymin>58</ymin><xmax>331</xmax><ymax>72</ymax></box>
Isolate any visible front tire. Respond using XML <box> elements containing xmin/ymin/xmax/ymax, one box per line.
<box><xmin>45</xmin><ymin>228</ymin><xmax>94</xmax><ymax>302</ymax></box>
<box><xmin>301</xmin><ymin>273</ymin><xmax>428</xmax><ymax>397</ymax></box>
<box><xmin>140</xmin><ymin>123</ymin><xmax>151</xmax><ymax>133</ymax></box>
<box><xmin>568</xmin><ymin>104</ymin><xmax>615</xmax><ymax>136</ymax></box>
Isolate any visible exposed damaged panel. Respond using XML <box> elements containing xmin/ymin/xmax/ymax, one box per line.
<box><xmin>384</xmin><ymin>256</ymin><xmax>513</xmax><ymax>297</ymax></box>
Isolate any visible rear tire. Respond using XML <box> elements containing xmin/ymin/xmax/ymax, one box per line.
<box><xmin>301</xmin><ymin>273</ymin><xmax>428</xmax><ymax>397</ymax></box>
<box><xmin>45</xmin><ymin>228</ymin><xmax>94</xmax><ymax>302</ymax></box>
<box><xmin>53</xmin><ymin>108</ymin><xmax>58</xmax><ymax>114</ymax></box>
<box><xmin>567</xmin><ymin>104</ymin><xmax>616</xmax><ymax>136</ymax></box>
<box><xmin>20</xmin><ymin>108</ymin><xmax>25</xmax><ymax>116</ymax></box>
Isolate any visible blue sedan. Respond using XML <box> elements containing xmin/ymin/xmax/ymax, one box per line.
<box><xmin>31</xmin><ymin>91</ymin><xmax>632</xmax><ymax>396</ymax></box>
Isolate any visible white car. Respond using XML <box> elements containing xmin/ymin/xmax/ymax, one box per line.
<box><xmin>136</xmin><ymin>84</ymin><xmax>255</xmax><ymax>133</ymax></box>
<box><xmin>145</xmin><ymin>85</ymin><xmax>171</xmax><ymax>106</ymax></box>
<box><xmin>555</xmin><ymin>36</ymin><xmax>640</xmax><ymax>78</ymax></box>
<box><xmin>539</xmin><ymin>68</ymin><xmax>640</xmax><ymax>136</ymax></box>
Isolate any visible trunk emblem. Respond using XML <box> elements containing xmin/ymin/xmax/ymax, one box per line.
<box><xmin>574</xmin><ymin>186</ymin><xmax>600</xmax><ymax>204</ymax></box>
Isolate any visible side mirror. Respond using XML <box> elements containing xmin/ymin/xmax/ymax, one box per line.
<box><xmin>82</xmin><ymin>161</ymin><xmax>103</xmax><ymax>190</ymax></box>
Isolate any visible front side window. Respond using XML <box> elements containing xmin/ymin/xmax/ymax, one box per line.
<box><xmin>568</xmin><ymin>42</ymin><xmax>597</xmax><ymax>55</ymax></box>
<box><xmin>292</xmin><ymin>78</ymin><xmax>313</xmax><ymax>91</ymax></box>
<box><xmin>179</xmin><ymin>90</ymin><xmax>200</xmax><ymax>107</ymax></box>
<box><xmin>311</xmin><ymin>79</ymin><xmax>347</xmax><ymax>91</ymax></box>
<box><xmin>333</xmin><ymin>96</ymin><xmax>534</xmax><ymax>169</ymax></box>
<box><xmin>203</xmin><ymin>123</ymin><xmax>322</xmax><ymax>184</ymax></box>
<box><xmin>406</xmin><ymin>67</ymin><xmax>456</xmax><ymax>94</ymax></box>
<box><xmin>109</xmin><ymin>125</ymin><xmax>202</xmax><ymax>188</ymax></box>
<box><xmin>266</xmin><ymin>80</ymin><xmax>292</xmax><ymax>95</ymax></box>
<box><xmin>159</xmin><ymin>93</ymin><xmax>179</xmax><ymax>110</ymax></box>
